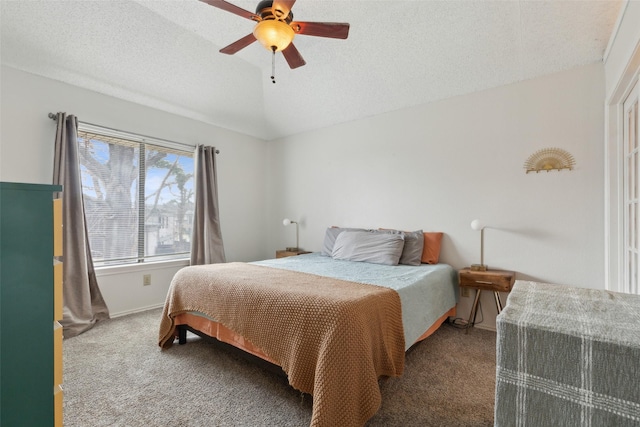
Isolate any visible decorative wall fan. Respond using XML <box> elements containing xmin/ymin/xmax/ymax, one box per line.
<box><xmin>524</xmin><ymin>148</ymin><xmax>576</xmax><ymax>173</ymax></box>
<box><xmin>201</xmin><ymin>0</ymin><xmax>350</xmax><ymax>82</ymax></box>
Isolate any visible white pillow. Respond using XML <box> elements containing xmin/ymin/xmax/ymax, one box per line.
<box><xmin>332</xmin><ymin>231</ymin><xmax>405</xmax><ymax>265</ymax></box>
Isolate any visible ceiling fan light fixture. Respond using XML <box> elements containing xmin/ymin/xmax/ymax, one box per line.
<box><xmin>253</xmin><ymin>19</ymin><xmax>295</xmax><ymax>52</ymax></box>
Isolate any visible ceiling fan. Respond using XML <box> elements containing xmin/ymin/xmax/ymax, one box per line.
<box><xmin>201</xmin><ymin>0</ymin><xmax>350</xmax><ymax>74</ymax></box>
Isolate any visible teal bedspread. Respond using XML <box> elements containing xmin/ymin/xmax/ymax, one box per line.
<box><xmin>252</xmin><ymin>253</ymin><xmax>458</xmax><ymax>350</ymax></box>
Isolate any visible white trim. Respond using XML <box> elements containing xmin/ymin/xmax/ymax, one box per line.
<box><xmin>606</xmin><ymin>39</ymin><xmax>640</xmax><ymax>105</ymax></box>
<box><xmin>109</xmin><ymin>303</ymin><xmax>165</xmax><ymax>318</ymax></box>
<box><xmin>604</xmin><ymin>104</ymin><xmax>611</xmax><ymax>291</ymax></box>
<box><xmin>623</xmin><ymin>87</ymin><xmax>633</xmax><ymax>292</ymax></box>
<box><xmin>95</xmin><ymin>258</ymin><xmax>190</xmax><ymax>277</ymax></box>
<box><xmin>615</xmin><ymin>101</ymin><xmax>626</xmax><ymax>292</ymax></box>
<box><xmin>605</xmin><ymin>31</ymin><xmax>640</xmax><ymax>292</ymax></box>
<box><xmin>78</xmin><ymin>122</ymin><xmax>196</xmax><ymax>153</ymax></box>
<box><xmin>474</xmin><ymin>324</ymin><xmax>496</xmax><ymax>333</ymax></box>
<box><xmin>622</xmin><ymin>82</ymin><xmax>640</xmax><ymax>294</ymax></box>
<box><xmin>603</xmin><ymin>0</ymin><xmax>631</xmax><ymax>64</ymax></box>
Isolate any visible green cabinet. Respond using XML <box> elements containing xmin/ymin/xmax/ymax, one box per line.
<box><xmin>1</xmin><ymin>182</ymin><xmax>62</xmax><ymax>426</ymax></box>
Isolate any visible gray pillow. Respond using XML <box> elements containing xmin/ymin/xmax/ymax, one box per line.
<box><xmin>331</xmin><ymin>231</ymin><xmax>405</xmax><ymax>265</ymax></box>
<box><xmin>321</xmin><ymin>227</ymin><xmax>368</xmax><ymax>256</ymax></box>
<box><xmin>377</xmin><ymin>229</ymin><xmax>424</xmax><ymax>266</ymax></box>
<box><xmin>399</xmin><ymin>230</ymin><xmax>424</xmax><ymax>266</ymax></box>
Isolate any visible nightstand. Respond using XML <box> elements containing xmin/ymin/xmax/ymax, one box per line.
<box><xmin>458</xmin><ymin>268</ymin><xmax>515</xmax><ymax>332</ymax></box>
<box><xmin>276</xmin><ymin>249</ymin><xmax>311</xmax><ymax>258</ymax></box>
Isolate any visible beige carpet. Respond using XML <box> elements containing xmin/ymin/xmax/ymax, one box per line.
<box><xmin>63</xmin><ymin>308</ymin><xmax>496</xmax><ymax>426</ymax></box>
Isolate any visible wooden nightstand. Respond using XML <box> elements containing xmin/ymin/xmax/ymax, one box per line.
<box><xmin>458</xmin><ymin>268</ymin><xmax>515</xmax><ymax>332</ymax></box>
<box><xmin>276</xmin><ymin>249</ymin><xmax>311</xmax><ymax>258</ymax></box>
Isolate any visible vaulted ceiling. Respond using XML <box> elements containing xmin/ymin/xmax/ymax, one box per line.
<box><xmin>1</xmin><ymin>0</ymin><xmax>623</xmax><ymax>140</ymax></box>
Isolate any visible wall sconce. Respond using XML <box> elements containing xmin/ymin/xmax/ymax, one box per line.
<box><xmin>470</xmin><ymin>219</ymin><xmax>487</xmax><ymax>271</ymax></box>
<box><xmin>282</xmin><ymin>218</ymin><xmax>299</xmax><ymax>252</ymax></box>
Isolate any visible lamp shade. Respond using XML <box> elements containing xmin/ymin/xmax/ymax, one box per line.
<box><xmin>282</xmin><ymin>218</ymin><xmax>292</xmax><ymax>226</ymax></box>
<box><xmin>253</xmin><ymin>20</ymin><xmax>295</xmax><ymax>52</ymax></box>
<box><xmin>470</xmin><ymin>219</ymin><xmax>485</xmax><ymax>231</ymax></box>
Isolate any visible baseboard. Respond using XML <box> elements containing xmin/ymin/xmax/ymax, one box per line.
<box><xmin>474</xmin><ymin>324</ymin><xmax>496</xmax><ymax>332</ymax></box>
<box><xmin>109</xmin><ymin>303</ymin><xmax>165</xmax><ymax>318</ymax></box>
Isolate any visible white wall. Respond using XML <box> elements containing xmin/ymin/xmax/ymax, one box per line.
<box><xmin>267</xmin><ymin>62</ymin><xmax>606</xmax><ymax>329</ymax></box>
<box><xmin>0</xmin><ymin>66</ymin><xmax>269</xmax><ymax>316</ymax></box>
<box><xmin>0</xmin><ymin>63</ymin><xmax>608</xmax><ymax>328</ymax></box>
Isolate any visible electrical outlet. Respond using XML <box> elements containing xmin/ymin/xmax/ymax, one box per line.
<box><xmin>460</xmin><ymin>287</ymin><xmax>470</xmax><ymax>298</ymax></box>
<box><xmin>143</xmin><ymin>274</ymin><xmax>151</xmax><ymax>286</ymax></box>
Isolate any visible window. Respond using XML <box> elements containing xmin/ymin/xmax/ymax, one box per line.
<box><xmin>78</xmin><ymin>125</ymin><xmax>195</xmax><ymax>265</ymax></box>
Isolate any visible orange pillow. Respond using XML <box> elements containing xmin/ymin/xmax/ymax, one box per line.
<box><xmin>421</xmin><ymin>232</ymin><xmax>443</xmax><ymax>264</ymax></box>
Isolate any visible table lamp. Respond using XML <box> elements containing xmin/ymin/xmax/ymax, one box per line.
<box><xmin>470</xmin><ymin>219</ymin><xmax>487</xmax><ymax>271</ymax></box>
<box><xmin>282</xmin><ymin>218</ymin><xmax>299</xmax><ymax>252</ymax></box>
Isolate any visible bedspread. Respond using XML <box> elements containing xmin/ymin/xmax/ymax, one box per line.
<box><xmin>253</xmin><ymin>252</ymin><xmax>458</xmax><ymax>349</ymax></box>
<box><xmin>158</xmin><ymin>262</ymin><xmax>405</xmax><ymax>427</ymax></box>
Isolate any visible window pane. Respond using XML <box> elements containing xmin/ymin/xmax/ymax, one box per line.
<box><xmin>144</xmin><ymin>146</ymin><xmax>194</xmax><ymax>259</ymax></box>
<box><xmin>631</xmin><ymin>250</ymin><xmax>638</xmax><ymax>294</ymax></box>
<box><xmin>634</xmin><ymin>103</ymin><xmax>638</xmax><ymax>149</ymax></box>
<box><xmin>629</xmin><ymin>203</ymin><xmax>634</xmax><ymax>250</ymax></box>
<box><xmin>627</xmin><ymin>155</ymin><xmax>636</xmax><ymax>200</ymax></box>
<box><xmin>635</xmin><ymin>203</ymin><xmax>638</xmax><ymax>250</ymax></box>
<box><xmin>79</xmin><ymin>134</ymin><xmax>139</xmax><ymax>263</ymax></box>
<box><xmin>629</xmin><ymin>151</ymin><xmax>638</xmax><ymax>200</ymax></box>
<box><xmin>629</xmin><ymin>104</ymin><xmax>638</xmax><ymax>151</ymax></box>
<box><xmin>635</xmin><ymin>253</ymin><xmax>639</xmax><ymax>294</ymax></box>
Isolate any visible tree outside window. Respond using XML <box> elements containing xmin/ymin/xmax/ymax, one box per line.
<box><xmin>78</xmin><ymin>129</ymin><xmax>194</xmax><ymax>265</ymax></box>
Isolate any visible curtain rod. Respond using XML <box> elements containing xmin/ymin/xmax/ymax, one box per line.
<box><xmin>47</xmin><ymin>112</ymin><xmax>219</xmax><ymax>154</ymax></box>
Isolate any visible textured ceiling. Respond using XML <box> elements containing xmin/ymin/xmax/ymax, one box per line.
<box><xmin>0</xmin><ymin>0</ymin><xmax>623</xmax><ymax>140</ymax></box>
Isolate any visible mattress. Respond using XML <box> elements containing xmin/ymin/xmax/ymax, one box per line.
<box><xmin>495</xmin><ymin>280</ymin><xmax>640</xmax><ymax>426</ymax></box>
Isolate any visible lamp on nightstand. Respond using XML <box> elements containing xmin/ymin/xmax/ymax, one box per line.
<box><xmin>470</xmin><ymin>219</ymin><xmax>487</xmax><ymax>271</ymax></box>
<box><xmin>282</xmin><ymin>218</ymin><xmax>299</xmax><ymax>252</ymax></box>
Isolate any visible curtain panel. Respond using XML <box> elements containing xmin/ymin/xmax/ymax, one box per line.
<box><xmin>53</xmin><ymin>112</ymin><xmax>110</xmax><ymax>338</ymax></box>
<box><xmin>190</xmin><ymin>145</ymin><xmax>226</xmax><ymax>265</ymax></box>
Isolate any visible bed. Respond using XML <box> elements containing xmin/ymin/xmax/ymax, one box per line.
<box><xmin>159</xmin><ymin>229</ymin><xmax>458</xmax><ymax>427</ymax></box>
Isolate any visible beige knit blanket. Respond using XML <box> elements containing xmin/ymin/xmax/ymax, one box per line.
<box><xmin>158</xmin><ymin>262</ymin><xmax>405</xmax><ymax>427</ymax></box>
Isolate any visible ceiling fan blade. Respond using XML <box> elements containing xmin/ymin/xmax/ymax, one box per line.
<box><xmin>273</xmin><ymin>0</ymin><xmax>296</xmax><ymax>19</ymax></box>
<box><xmin>199</xmin><ymin>0</ymin><xmax>258</xmax><ymax>20</ymax></box>
<box><xmin>220</xmin><ymin>33</ymin><xmax>257</xmax><ymax>54</ymax></box>
<box><xmin>282</xmin><ymin>43</ymin><xmax>306</xmax><ymax>69</ymax></box>
<box><xmin>292</xmin><ymin>21</ymin><xmax>350</xmax><ymax>39</ymax></box>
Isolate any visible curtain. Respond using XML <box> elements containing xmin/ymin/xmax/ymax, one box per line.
<box><xmin>53</xmin><ymin>112</ymin><xmax>110</xmax><ymax>338</ymax></box>
<box><xmin>190</xmin><ymin>145</ymin><xmax>226</xmax><ymax>265</ymax></box>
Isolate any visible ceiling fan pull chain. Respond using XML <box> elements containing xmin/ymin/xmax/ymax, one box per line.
<box><xmin>271</xmin><ymin>46</ymin><xmax>276</xmax><ymax>84</ymax></box>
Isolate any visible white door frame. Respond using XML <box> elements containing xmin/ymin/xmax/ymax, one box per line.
<box><xmin>605</xmin><ymin>38</ymin><xmax>640</xmax><ymax>293</ymax></box>
<box><xmin>621</xmin><ymin>81</ymin><xmax>639</xmax><ymax>294</ymax></box>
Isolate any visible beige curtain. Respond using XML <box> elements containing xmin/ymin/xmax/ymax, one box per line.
<box><xmin>190</xmin><ymin>145</ymin><xmax>226</xmax><ymax>265</ymax></box>
<box><xmin>53</xmin><ymin>113</ymin><xmax>109</xmax><ymax>338</ymax></box>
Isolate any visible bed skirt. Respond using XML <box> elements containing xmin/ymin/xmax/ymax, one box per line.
<box><xmin>170</xmin><ymin>305</ymin><xmax>456</xmax><ymax>364</ymax></box>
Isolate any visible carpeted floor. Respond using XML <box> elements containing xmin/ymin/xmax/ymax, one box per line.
<box><xmin>63</xmin><ymin>308</ymin><xmax>496</xmax><ymax>426</ymax></box>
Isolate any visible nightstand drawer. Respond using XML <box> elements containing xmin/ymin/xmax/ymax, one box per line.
<box><xmin>459</xmin><ymin>270</ymin><xmax>515</xmax><ymax>292</ymax></box>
